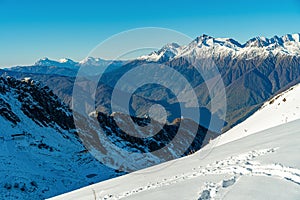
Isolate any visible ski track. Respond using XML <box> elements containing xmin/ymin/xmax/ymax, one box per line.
<box><xmin>97</xmin><ymin>148</ymin><xmax>300</xmax><ymax>200</ymax></box>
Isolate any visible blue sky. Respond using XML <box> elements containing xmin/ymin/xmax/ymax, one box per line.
<box><xmin>0</xmin><ymin>0</ymin><xmax>300</xmax><ymax>67</ymax></box>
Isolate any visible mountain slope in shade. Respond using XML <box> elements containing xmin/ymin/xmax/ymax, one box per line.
<box><xmin>50</xmin><ymin>84</ymin><xmax>300</xmax><ymax>200</ymax></box>
<box><xmin>0</xmin><ymin>77</ymin><xmax>119</xmax><ymax>200</ymax></box>
<box><xmin>75</xmin><ymin>111</ymin><xmax>217</xmax><ymax>172</ymax></box>
<box><xmin>124</xmin><ymin>33</ymin><xmax>300</xmax><ymax>131</ymax></box>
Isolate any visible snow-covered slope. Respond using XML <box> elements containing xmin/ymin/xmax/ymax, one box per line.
<box><xmin>213</xmin><ymin>83</ymin><xmax>300</xmax><ymax>147</ymax></box>
<box><xmin>0</xmin><ymin>77</ymin><xmax>119</xmax><ymax>199</ymax></box>
<box><xmin>50</xmin><ymin>83</ymin><xmax>300</xmax><ymax>200</ymax></box>
<box><xmin>49</xmin><ymin>119</ymin><xmax>300</xmax><ymax>200</ymax></box>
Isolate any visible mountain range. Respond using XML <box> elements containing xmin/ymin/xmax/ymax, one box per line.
<box><xmin>3</xmin><ymin>33</ymin><xmax>300</xmax><ymax>132</ymax></box>
<box><xmin>5</xmin><ymin>57</ymin><xmax>127</xmax><ymax>77</ymax></box>
<box><xmin>139</xmin><ymin>33</ymin><xmax>300</xmax><ymax>62</ymax></box>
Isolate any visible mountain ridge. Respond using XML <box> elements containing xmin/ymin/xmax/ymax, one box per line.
<box><xmin>4</xmin><ymin>33</ymin><xmax>300</xmax><ymax>69</ymax></box>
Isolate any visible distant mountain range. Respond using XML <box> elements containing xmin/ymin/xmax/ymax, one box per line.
<box><xmin>139</xmin><ymin>33</ymin><xmax>300</xmax><ymax>62</ymax></box>
<box><xmin>2</xmin><ymin>33</ymin><xmax>300</xmax><ymax>133</ymax></box>
<box><xmin>6</xmin><ymin>33</ymin><xmax>300</xmax><ymax>76</ymax></box>
<box><xmin>5</xmin><ymin>57</ymin><xmax>127</xmax><ymax>77</ymax></box>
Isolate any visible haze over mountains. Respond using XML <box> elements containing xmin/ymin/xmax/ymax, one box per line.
<box><xmin>5</xmin><ymin>57</ymin><xmax>127</xmax><ymax>77</ymax></box>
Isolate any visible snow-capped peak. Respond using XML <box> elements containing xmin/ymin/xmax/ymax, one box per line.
<box><xmin>194</xmin><ymin>34</ymin><xmax>213</xmax><ymax>44</ymax></box>
<box><xmin>244</xmin><ymin>33</ymin><xmax>300</xmax><ymax>48</ymax></box>
<box><xmin>78</xmin><ymin>57</ymin><xmax>106</xmax><ymax>66</ymax></box>
<box><xmin>162</xmin><ymin>42</ymin><xmax>181</xmax><ymax>49</ymax></box>
<box><xmin>244</xmin><ymin>36</ymin><xmax>271</xmax><ymax>48</ymax></box>
<box><xmin>58</xmin><ymin>58</ymin><xmax>76</xmax><ymax>64</ymax></box>
<box><xmin>34</xmin><ymin>57</ymin><xmax>77</xmax><ymax>67</ymax></box>
<box><xmin>282</xmin><ymin>33</ymin><xmax>300</xmax><ymax>42</ymax></box>
<box><xmin>176</xmin><ymin>33</ymin><xmax>300</xmax><ymax>59</ymax></box>
<box><xmin>34</xmin><ymin>57</ymin><xmax>51</xmax><ymax>66</ymax></box>
<box><xmin>138</xmin><ymin>42</ymin><xmax>182</xmax><ymax>62</ymax></box>
<box><xmin>191</xmin><ymin>34</ymin><xmax>242</xmax><ymax>49</ymax></box>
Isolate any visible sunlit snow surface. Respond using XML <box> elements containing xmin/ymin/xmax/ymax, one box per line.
<box><xmin>215</xmin><ymin>83</ymin><xmax>300</xmax><ymax>147</ymax></box>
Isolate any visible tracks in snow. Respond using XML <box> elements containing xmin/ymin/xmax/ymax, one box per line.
<box><xmin>97</xmin><ymin>148</ymin><xmax>300</xmax><ymax>200</ymax></box>
<box><xmin>198</xmin><ymin>176</ymin><xmax>238</xmax><ymax>200</ymax></box>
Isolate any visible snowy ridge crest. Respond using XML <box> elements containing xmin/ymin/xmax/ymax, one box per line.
<box><xmin>139</xmin><ymin>33</ymin><xmax>300</xmax><ymax>61</ymax></box>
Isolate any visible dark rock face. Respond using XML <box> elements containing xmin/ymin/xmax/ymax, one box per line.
<box><xmin>0</xmin><ymin>76</ymin><xmax>75</xmax><ymax>130</ymax></box>
<box><xmin>96</xmin><ymin>112</ymin><xmax>217</xmax><ymax>156</ymax></box>
<box><xmin>0</xmin><ymin>98</ymin><xmax>20</xmax><ymax>125</ymax></box>
<box><xmin>75</xmin><ymin>111</ymin><xmax>218</xmax><ymax>172</ymax></box>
